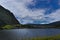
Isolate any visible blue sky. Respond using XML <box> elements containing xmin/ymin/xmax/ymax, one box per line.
<box><xmin>0</xmin><ymin>0</ymin><xmax>60</xmax><ymax>24</ymax></box>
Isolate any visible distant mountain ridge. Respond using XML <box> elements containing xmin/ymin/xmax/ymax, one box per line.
<box><xmin>0</xmin><ymin>5</ymin><xmax>20</xmax><ymax>27</ymax></box>
<box><xmin>22</xmin><ymin>21</ymin><xmax>60</xmax><ymax>28</ymax></box>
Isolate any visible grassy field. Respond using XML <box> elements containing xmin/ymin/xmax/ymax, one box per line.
<box><xmin>0</xmin><ymin>24</ymin><xmax>21</xmax><ymax>29</ymax></box>
<box><xmin>22</xmin><ymin>34</ymin><xmax>60</xmax><ymax>40</ymax></box>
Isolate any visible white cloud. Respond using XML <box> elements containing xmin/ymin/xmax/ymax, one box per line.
<box><xmin>48</xmin><ymin>9</ymin><xmax>60</xmax><ymax>23</ymax></box>
<box><xmin>0</xmin><ymin>0</ymin><xmax>60</xmax><ymax>24</ymax></box>
<box><xmin>0</xmin><ymin>0</ymin><xmax>45</xmax><ymax>17</ymax></box>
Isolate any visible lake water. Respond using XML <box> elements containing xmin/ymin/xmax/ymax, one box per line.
<box><xmin>0</xmin><ymin>29</ymin><xmax>60</xmax><ymax>40</ymax></box>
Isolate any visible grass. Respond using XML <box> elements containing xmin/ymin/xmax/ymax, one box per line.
<box><xmin>1</xmin><ymin>24</ymin><xmax>21</xmax><ymax>29</ymax></box>
<box><xmin>2</xmin><ymin>25</ymin><xmax>15</xmax><ymax>29</ymax></box>
<box><xmin>22</xmin><ymin>34</ymin><xmax>60</xmax><ymax>40</ymax></box>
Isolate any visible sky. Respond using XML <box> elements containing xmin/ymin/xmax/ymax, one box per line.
<box><xmin>0</xmin><ymin>0</ymin><xmax>60</xmax><ymax>24</ymax></box>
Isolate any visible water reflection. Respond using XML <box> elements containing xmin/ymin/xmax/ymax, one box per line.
<box><xmin>0</xmin><ymin>29</ymin><xmax>60</xmax><ymax>40</ymax></box>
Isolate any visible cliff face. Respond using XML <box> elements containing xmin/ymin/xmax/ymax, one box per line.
<box><xmin>0</xmin><ymin>5</ymin><xmax>20</xmax><ymax>26</ymax></box>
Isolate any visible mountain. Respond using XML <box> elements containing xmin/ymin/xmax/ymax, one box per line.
<box><xmin>22</xmin><ymin>21</ymin><xmax>60</xmax><ymax>28</ymax></box>
<box><xmin>0</xmin><ymin>5</ymin><xmax>20</xmax><ymax>27</ymax></box>
<box><xmin>48</xmin><ymin>21</ymin><xmax>60</xmax><ymax>27</ymax></box>
<box><xmin>0</xmin><ymin>5</ymin><xmax>60</xmax><ymax>29</ymax></box>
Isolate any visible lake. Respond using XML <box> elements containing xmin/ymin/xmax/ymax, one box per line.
<box><xmin>0</xmin><ymin>29</ymin><xmax>60</xmax><ymax>40</ymax></box>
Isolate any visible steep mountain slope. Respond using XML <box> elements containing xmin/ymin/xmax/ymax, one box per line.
<box><xmin>0</xmin><ymin>5</ymin><xmax>20</xmax><ymax>27</ymax></box>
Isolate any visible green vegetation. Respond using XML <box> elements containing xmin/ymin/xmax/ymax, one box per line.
<box><xmin>0</xmin><ymin>24</ymin><xmax>21</xmax><ymax>30</ymax></box>
<box><xmin>2</xmin><ymin>25</ymin><xmax>15</xmax><ymax>29</ymax></box>
<box><xmin>22</xmin><ymin>35</ymin><xmax>60</xmax><ymax>40</ymax></box>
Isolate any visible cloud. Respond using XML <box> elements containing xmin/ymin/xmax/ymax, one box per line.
<box><xmin>48</xmin><ymin>9</ymin><xmax>60</xmax><ymax>23</ymax></box>
<box><xmin>0</xmin><ymin>0</ymin><xmax>60</xmax><ymax>24</ymax></box>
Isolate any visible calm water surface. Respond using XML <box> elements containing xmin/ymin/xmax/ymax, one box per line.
<box><xmin>0</xmin><ymin>29</ymin><xmax>60</xmax><ymax>40</ymax></box>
